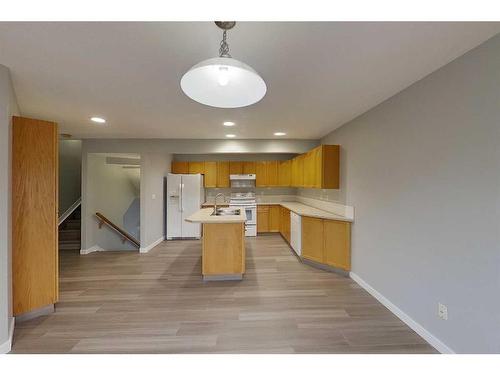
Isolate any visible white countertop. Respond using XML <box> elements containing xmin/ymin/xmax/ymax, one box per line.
<box><xmin>202</xmin><ymin>201</ymin><xmax>353</xmax><ymax>222</ymax></box>
<box><xmin>185</xmin><ymin>208</ymin><xmax>247</xmax><ymax>224</ymax></box>
<box><xmin>279</xmin><ymin>202</ymin><xmax>353</xmax><ymax>222</ymax></box>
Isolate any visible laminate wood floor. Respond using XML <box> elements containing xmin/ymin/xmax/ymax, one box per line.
<box><xmin>11</xmin><ymin>234</ymin><xmax>437</xmax><ymax>354</ymax></box>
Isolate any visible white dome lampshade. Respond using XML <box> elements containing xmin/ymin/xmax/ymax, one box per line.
<box><xmin>181</xmin><ymin>57</ymin><xmax>267</xmax><ymax>108</ymax></box>
<box><xmin>180</xmin><ymin>22</ymin><xmax>267</xmax><ymax>109</ymax></box>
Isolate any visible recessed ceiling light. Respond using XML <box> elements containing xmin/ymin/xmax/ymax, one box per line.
<box><xmin>90</xmin><ymin>117</ymin><xmax>106</xmax><ymax>124</ymax></box>
<box><xmin>225</xmin><ymin>134</ymin><xmax>236</xmax><ymax>138</ymax></box>
<box><xmin>274</xmin><ymin>132</ymin><xmax>286</xmax><ymax>136</ymax></box>
<box><xmin>223</xmin><ymin>121</ymin><xmax>235</xmax><ymax>127</ymax></box>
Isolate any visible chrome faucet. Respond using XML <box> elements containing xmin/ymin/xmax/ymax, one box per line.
<box><xmin>213</xmin><ymin>193</ymin><xmax>225</xmax><ymax>214</ymax></box>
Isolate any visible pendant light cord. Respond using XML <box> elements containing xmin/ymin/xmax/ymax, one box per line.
<box><xmin>219</xmin><ymin>30</ymin><xmax>231</xmax><ymax>58</ymax></box>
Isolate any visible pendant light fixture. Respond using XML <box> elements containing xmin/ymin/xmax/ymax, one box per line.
<box><xmin>180</xmin><ymin>21</ymin><xmax>267</xmax><ymax>108</ymax></box>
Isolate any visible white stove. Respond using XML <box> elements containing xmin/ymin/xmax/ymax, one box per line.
<box><xmin>229</xmin><ymin>192</ymin><xmax>257</xmax><ymax>237</ymax></box>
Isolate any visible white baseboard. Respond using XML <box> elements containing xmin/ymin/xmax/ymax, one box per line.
<box><xmin>80</xmin><ymin>245</ymin><xmax>105</xmax><ymax>255</ymax></box>
<box><xmin>349</xmin><ymin>272</ymin><xmax>455</xmax><ymax>354</ymax></box>
<box><xmin>140</xmin><ymin>236</ymin><xmax>164</xmax><ymax>253</ymax></box>
<box><xmin>0</xmin><ymin>317</ymin><xmax>15</xmax><ymax>354</ymax></box>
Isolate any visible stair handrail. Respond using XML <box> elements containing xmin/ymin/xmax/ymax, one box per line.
<box><xmin>58</xmin><ymin>197</ymin><xmax>82</xmax><ymax>226</ymax></box>
<box><xmin>95</xmin><ymin>212</ymin><xmax>140</xmax><ymax>247</ymax></box>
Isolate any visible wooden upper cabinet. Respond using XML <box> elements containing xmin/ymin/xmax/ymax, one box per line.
<box><xmin>266</xmin><ymin>161</ymin><xmax>279</xmax><ymax>186</ymax></box>
<box><xmin>229</xmin><ymin>161</ymin><xmax>243</xmax><ymax>175</ymax></box>
<box><xmin>255</xmin><ymin>161</ymin><xmax>267</xmax><ymax>187</ymax></box>
<box><xmin>188</xmin><ymin>161</ymin><xmax>205</xmax><ymax>175</ymax></box>
<box><xmin>312</xmin><ymin>145</ymin><xmax>340</xmax><ymax>189</ymax></box>
<box><xmin>324</xmin><ymin>219</ymin><xmax>351</xmax><ymax>271</ymax></box>
<box><xmin>171</xmin><ymin>161</ymin><xmax>189</xmax><ymax>174</ymax></box>
<box><xmin>278</xmin><ymin>160</ymin><xmax>291</xmax><ymax>187</ymax></box>
<box><xmin>301</xmin><ymin>216</ymin><xmax>324</xmax><ymax>263</ymax></box>
<box><xmin>303</xmin><ymin>151</ymin><xmax>313</xmax><ymax>188</ymax></box>
<box><xmin>204</xmin><ymin>161</ymin><xmax>217</xmax><ymax>188</ymax></box>
<box><xmin>170</xmin><ymin>144</ymin><xmax>338</xmax><ymax>188</ymax></box>
<box><xmin>291</xmin><ymin>154</ymin><xmax>305</xmax><ymax>188</ymax></box>
<box><xmin>216</xmin><ymin>161</ymin><xmax>230</xmax><ymax>188</ymax></box>
<box><xmin>242</xmin><ymin>161</ymin><xmax>256</xmax><ymax>174</ymax></box>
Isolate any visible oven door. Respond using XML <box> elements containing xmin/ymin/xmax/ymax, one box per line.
<box><xmin>245</xmin><ymin>206</ymin><xmax>256</xmax><ymax>225</ymax></box>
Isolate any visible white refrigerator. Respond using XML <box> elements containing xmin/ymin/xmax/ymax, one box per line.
<box><xmin>166</xmin><ymin>173</ymin><xmax>205</xmax><ymax>239</ymax></box>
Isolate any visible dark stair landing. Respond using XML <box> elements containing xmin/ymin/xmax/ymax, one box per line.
<box><xmin>59</xmin><ymin>206</ymin><xmax>81</xmax><ymax>251</ymax></box>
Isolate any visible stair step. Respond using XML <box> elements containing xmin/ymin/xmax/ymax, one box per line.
<box><xmin>59</xmin><ymin>243</ymin><xmax>81</xmax><ymax>250</ymax></box>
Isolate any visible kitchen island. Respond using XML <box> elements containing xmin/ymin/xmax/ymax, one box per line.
<box><xmin>185</xmin><ymin>207</ymin><xmax>247</xmax><ymax>281</ymax></box>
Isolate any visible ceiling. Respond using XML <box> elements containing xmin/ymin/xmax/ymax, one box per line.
<box><xmin>0</xmin><ymin>22</ymin><xmax>498</xmax><ymax>139</ymax></box>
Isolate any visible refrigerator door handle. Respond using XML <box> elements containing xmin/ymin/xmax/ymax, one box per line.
<box><xmin>180</xmin><ymin>183</ymin><xmax>184</xmax><ymax>212</ymax></box>
<box><xmin>179</xmin><ymin>182</ymin><xmax>182</xmax><ymax>212</ymax></box>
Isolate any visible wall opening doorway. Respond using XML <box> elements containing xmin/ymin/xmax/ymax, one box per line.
<box><xmin>80</xmin><ymin>153</ymin><xmax>141</xmax><ymax>253</ymax></box>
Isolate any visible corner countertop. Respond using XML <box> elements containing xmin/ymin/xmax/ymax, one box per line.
<box><xmin>279</xmin><ymin>202</ymin><xmax>353</xmax><ymax>222</ymax></box>
<box><xmin>185</xmin><ymin>208</ymin><xmax>247</xmax><ymax>224</ymax></box>
<box><xmin>201</xmin><ymin>201</ymin><xmax>353</xmax><ymax>222</ymax></box>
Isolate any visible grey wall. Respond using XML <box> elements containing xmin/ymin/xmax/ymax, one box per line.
<box><xmin>0</xmin><ymin>65</ymin><xmax>19</xmax><ymax>351</ymax></box>
<box><xmin>140</xmin><ymin>152</ymin><xmax>171</xmax><ymax>248</ymax></box>
<box><xmin>320</xmin><ymin>34</ymin><xmax>500</xmax><ymax>353</ymax></box>
<box><xmin>59</xmin><ymin>139</ymin><xmax>82</xmax><ymax>214</ymax></box>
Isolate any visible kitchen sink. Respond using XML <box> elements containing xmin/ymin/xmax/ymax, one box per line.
<box><xmin>211</xmin><ymin>208</ymin><xmax>241</xmax><ymax>216</ymax></box>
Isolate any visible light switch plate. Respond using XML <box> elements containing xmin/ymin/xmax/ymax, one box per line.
<box><xmin>152</xmin><ymin>194</ymin><xmax>156</xmax><ymax>200</ymax></box>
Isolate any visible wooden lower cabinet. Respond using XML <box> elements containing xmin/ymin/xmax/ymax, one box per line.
<box><xmin>279</xmin><ymin>206</ymin><xmax>291</xmax><ymax>243</ymax></box>
<box><xmin>202</xmin><ymin>223</ymin><xmax>245</xmax><ymax>275</ymax></box>
<box><xmin>269</xmin><ymin>205</ymin><xmax>280</xmax><ymax>232</ymax></box>
<box><xmin>257</xmin><ymin>205</ymin><xmax>269</xmax><ymax>233</ymax></box>
<box><xmin>301</xmin><ymin>215</ymin><xmax>351</xmax><ymax>271</ymax></box>
<box><xmin>301</xmin><ymin>217</ymin><xmax>324</xmax><ymax>263</ymax></box>
<box><xmin>258</xmin><ymin>205</ymin><xmax>281</xmax><ymax>233</ymax></box>
<box><xmin>324</xmin><ymin>220</ymin><xmax>351</xmax><ymax>270</ymax></box>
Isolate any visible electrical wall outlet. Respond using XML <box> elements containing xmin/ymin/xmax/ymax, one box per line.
<box><xmin>438</xmin><ymin>303</ymin><xmax>448</xmax><ymax>320</ymax></box>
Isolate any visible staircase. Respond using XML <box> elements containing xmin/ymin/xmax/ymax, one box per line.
<box><xmin>59</xmin><ymin>206</ymin><xmax>81</xmax><ymax>251</ymax></box>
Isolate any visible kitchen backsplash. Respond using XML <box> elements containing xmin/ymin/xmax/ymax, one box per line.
<box><xmin>205</xmin><ymin>187</ymin><xmax>354</xmax><ymax>219</ymax></box>
<box><xmin>205</xmin><ymin>188</ymin><xmax>296</xmax><ymax>203</ymax></box>
<box><xmin>296</xmin><ymin>187</ymin><xmax>342</xmax><ymax>202</ymax></box>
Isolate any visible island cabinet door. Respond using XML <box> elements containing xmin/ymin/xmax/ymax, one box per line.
<box><xmin>301</xmin><ymin>216</ymin><xmax>324</xmax><ymax>263</ymax></box>
<box><xmin>324</xmin><ymin>220</ymin><xmax>351</xmax><ymax>271</ymax></box>
<box><xmin>202</xmin><ymin>223</ymin><xmax>244</xmax><ymax>275</ymax></box>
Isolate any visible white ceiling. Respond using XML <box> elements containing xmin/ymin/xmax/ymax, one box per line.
<box><xmin>0</xmin><ymin>22</ymin><xmax>498</xmax><ymax>139</ymax></box>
